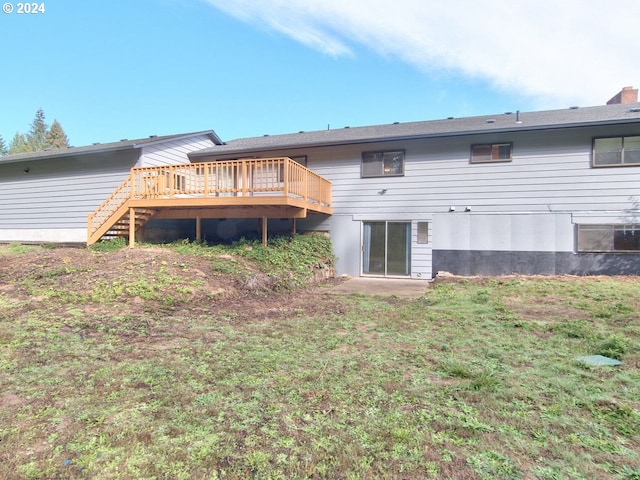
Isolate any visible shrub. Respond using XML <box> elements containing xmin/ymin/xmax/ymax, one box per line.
<box><xmin>594</xmin><ymin>334</ymin><xmax>631</xmax><ymax>360</ymax></box>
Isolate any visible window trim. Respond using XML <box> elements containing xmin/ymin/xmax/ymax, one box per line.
<box><xmin>592</xmin><ymin>134</ymin><xmax>640</xmax><ymax>167</ymax></box>
<box><xmin>577</xmin><ymin>224</ymin><xmax>640</xmax><ymax>253</ymax></box>
<box><xmin>470</xmin><ymin>143</ymin><xmax>513</xmax><ymax>164</ymax></box>
<box><xmin>361</xmin><ymin>150</ymin><xmax>405</xmax><ymax>178</ymax></box>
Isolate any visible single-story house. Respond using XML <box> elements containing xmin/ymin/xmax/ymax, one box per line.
<box><xmin>2</xmin><ymin>87</ymin><xmax>640</xmax><ymax>278</ymax></box>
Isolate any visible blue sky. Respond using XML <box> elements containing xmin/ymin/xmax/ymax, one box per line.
<box><xmin>1</xmin><ymin>0</ymin><xmax>638</xmax><ymax>147</ymax></box>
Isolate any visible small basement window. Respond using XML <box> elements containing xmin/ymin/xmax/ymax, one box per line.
<box><xmin>417</xmin><ymin>222</ymin><xmax>429</xmax><ymax>244</ymax></box>
<box><xmin>471</xmin><ymin>143</ymin><xmax>512</xmax><ymax>163</ymax></box>
<box><xmin>577</xmin><ymin>224</ymin><xmax>640</xmax><ymax>252</ymax></box>
<box><xmin>593</xmin><ymin>135</ymin><xmax>640</xmax><ymax>166</ymax></box>
<box><xmin>361</xmin><ymin>150</ymin><xmax>404</xmax><ymax>177</ymax></box>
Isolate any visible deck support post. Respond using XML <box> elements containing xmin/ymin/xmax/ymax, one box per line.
<box><xmin>195</xmin><ymin>216</ymin><xmax>202</xmax><ymax>242</ymax></box>
<box><xmin>129</xmin><ymin>207</ymin><xmax>135</xmax><ymax>248</ymax></box>
<box><xmin>292</xmin><ymin>218</ymin><xmax>297</xmax><ymax>237</ymax></box>
<box><xmin>261</xmin><ymin>216</ymin><xmax>267</xmax><ymax>247</ymax></box>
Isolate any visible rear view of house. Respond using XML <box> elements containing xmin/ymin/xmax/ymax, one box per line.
<box><xmin>1</xmin><ymin>87</ymin><xmax>639</xmax><ymax>278</ymax></box>
<box><xmin>190</xmin><ymin>87</ymin><xmax>640</xmax><ymax>278</ymax></box>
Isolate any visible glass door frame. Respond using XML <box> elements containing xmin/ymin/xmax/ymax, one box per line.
<box><xmin>361</xmin><ymin>220</ymin><xmax>411</xmax><ymax>277</ymax></box>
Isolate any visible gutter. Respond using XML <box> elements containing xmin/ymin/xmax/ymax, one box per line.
<box><xmin>0</xmin><ymin>144</ymin><xmax>136</xmax><ymax>165</ymax></box>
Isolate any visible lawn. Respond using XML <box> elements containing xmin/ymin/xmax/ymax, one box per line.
<box><xmin>0</xmin><ymin>238</ymin><xmax>639</xmax><ymax>479</ymax></box>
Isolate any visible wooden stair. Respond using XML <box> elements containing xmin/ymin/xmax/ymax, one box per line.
<box><xmin>98</xmin><ymin>208</ymin><xmax>158</xmax><ymax>241</ymax></box>
<box><xmin>87</xmin><ymin>172</ymin><xmax>151</xmax><ymax>245</ymax></box>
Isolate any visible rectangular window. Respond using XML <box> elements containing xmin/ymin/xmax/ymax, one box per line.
<box><xmin>417</xmin><ymin>222</ymin><xmax>429</xmax><ymax>244</ymax></box>
<box><xmin>577</xmin><ymin>224</ymin><xmax>640</xmax><ymax>252</ymax></box>
<box><xmin>593</xmin><ymin>135</ymin><xmax>640</xmax><ymax>167</ymax></box>
<box><xmin>471</xmin><ymin>143</ymin><xmax>512</xmax><ymax>163</ymax></box>
<box><xmin>361</xmin><ymin>151</ymin><xmax>404</xmax><ymax>177</ymax></box>
<box><xmin>614</xmin><ymin>225</ymin><xmax>640</xmax><ymax>251</ymax></box>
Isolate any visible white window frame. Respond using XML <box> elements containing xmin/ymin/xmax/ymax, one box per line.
<box><xmin>361</xmin><ymin>150</ymin><xmax>405</xmax><ymax>178</ymax></box>
<box><xmin>470</xmin><ymin>143</ymin><xmax>513</xmax><ymax>163</ymax></box>
<box><xmin>417</xmin><ymin>222</ymin><xmax>429</xmax><ymax>244</ymax></box>
<box><xmin>593</xmin><ymin>135</ymin><xmax>640</xmax><ymax>167</ymax></box>
<box><xmin>577</xmin><ymin>224</ymin><xmax>640</xmax><ymax>252</ymax></box>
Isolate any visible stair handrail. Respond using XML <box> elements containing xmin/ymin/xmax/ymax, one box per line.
<box><xmin>87</xmin><ymin>173</ymin><xmax>133</xmax><ymax>238</ymax></box>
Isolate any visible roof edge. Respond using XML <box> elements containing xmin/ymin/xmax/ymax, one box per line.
<box><xmin>136</xmin><ymin>130</ymin><xmax>223</xmax><ymax>149</ymax></box>
<box><xmin>189</xmin><ymin>114</ymin><xmax>640</xmax><ymax>158</ymax></box>
<box><xmin>0</xmin><ymin>130</ymin><xmax>223</xmax><ymax>165</ymax></box>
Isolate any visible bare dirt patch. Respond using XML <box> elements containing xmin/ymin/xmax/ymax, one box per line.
<box><xmin>0</xmin><ymin>246</ymin><xmax>347</xmax><ymax>324</ymax></box>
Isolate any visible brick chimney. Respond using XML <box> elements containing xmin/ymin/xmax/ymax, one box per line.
<box><xmin>606</xmin><ymin>86</ymin><xmax>638</xmax><ymax>105</ymax></box>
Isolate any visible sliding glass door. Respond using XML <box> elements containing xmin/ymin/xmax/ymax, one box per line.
<box><xmin>362</xmin><ymin>221</ymin><xmax>411</xmax><ymax>276</ymax></box>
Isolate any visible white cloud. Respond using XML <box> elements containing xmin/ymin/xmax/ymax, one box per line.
<box><xmin>202</xmin><ymin>0</ymin><xmax>640</xmax><ymax>106</ymax></box>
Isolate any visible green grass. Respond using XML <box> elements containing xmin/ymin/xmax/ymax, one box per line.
<box><xmin>0</xmin><ymin>244</ymin><xmax>639</xmax><ymax>479</ymax></box>
<box><xmin>0</xmin><ymin>242</ymin><xmax>40</xmax><ymax>255</ymax></box>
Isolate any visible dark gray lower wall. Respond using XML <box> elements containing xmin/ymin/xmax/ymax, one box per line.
<box><xmin>433</xmin><ymin>250</ymin><xmax>640</xmax><ymax>276</ymax></box>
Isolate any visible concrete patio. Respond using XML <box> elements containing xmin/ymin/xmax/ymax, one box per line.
<box><xmin>324</xmin><ymin>276</ymin><xmax>432</xmax><ymax>298</ymax></box>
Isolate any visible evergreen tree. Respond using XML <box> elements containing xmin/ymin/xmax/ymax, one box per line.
<box><xmin>9</xmin><ymin>132</ymin><xmax>30</xmax><ymax>154</ymax></box>
<box><xmin>27</xmin><ymin>108</ymin><xmax>48</xmax><ymax>151</ymax></box>
<box><xmin>45</xmin><ymin>119</ymin><xmax>70</xmax><ymax>149</ymax></box>
<box><xmin>5</xmin><ymin>109</ymin><xmax>71</xmax><ymax>154</ymax></box>
<box><xmin>0</xmin><ymin>134</ymin><xmax>7</xmax><ymax>156</ymax></box>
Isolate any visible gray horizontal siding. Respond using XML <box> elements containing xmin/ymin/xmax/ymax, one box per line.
<box><xmin>291</xmin><ymin>125</ymin><xmax>640</xmax><ymax>218</ymax></box>
<box><xmin>185</xmin><ymin>123</ymin><xmax>640</xmax><ymax>278</ymax></box>
<box><xmin>140</xmin><ymin>135</ymin><xmax>216</xmax><ymax>167</ymax></box>
<box><xmin>0</xmin><ymin>151</ymin><xmax>137</xmax><ymax>229</ymax></box>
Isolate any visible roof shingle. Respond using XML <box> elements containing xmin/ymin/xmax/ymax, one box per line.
<box><xmin>190</xmin><ymin>103</ymin><xmax>640</xmax><ymax>158</ymax></box>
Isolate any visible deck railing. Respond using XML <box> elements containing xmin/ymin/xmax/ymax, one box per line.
<box><xmin>87</xmin><ymin>158</ymin><xmax>332</xmax><ymax>243</ymax></box>
<box><xmin>130</xmin><ymin>158</ymin><xmax>332</xmax><ymax>206</ymax></box>
<box><xmin>87</xmin><ymin>175</ymin><xmax>133</xmax><ymax>238</ymax></box>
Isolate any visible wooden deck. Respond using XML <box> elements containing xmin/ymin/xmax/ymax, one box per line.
<box><xmin>87</xmin><ymin>158</ymin><xmax>332</xmax><ymax>246</ymax></box>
